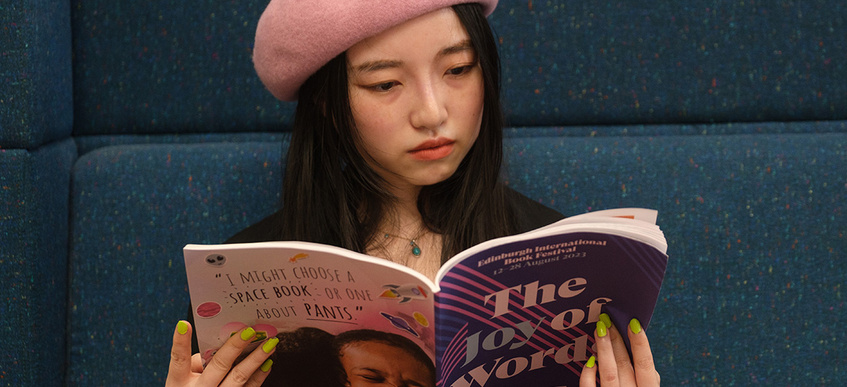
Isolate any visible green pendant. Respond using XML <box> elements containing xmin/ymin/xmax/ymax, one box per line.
<box><xmin>411</xmin><ymin>241</ymin><xmax>422</xmax><ymax>256</ymax></box>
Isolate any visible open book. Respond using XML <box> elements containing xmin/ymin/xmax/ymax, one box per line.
<box><xmin>184</xmin><ymin>208</ymin><xmax>668</xmax><ymax>386</ymax></box>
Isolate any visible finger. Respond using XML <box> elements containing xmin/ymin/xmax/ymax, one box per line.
<box><xmin>196</xmin><ymin>327</ymin><xmax>257</xmax><ymax>385</ymax></box>
<box><xmin>579</xmin><ymin>355</ymin><xmax>597</xmax><ymax>387</ymax></box>
<box><xmin>594</xmin><ymin>319</ymin><xmax>620</xmax><ymax>387</ymax></box>
<box><xmin>602</xmin><ymin>314</ymin><xmax>635</xmax><ymax>384</ymax></box>
<box><xmin>190</xmin><ymin>353</ymin><xmax>205</xmax><ymax>374</ymax></box>
<box><xmin>166</xmin><ymin>320</ymin><xmax>193</xmax><ymax>386</ymax></box>
<box><xmin>628</xmin><ymin>319</ymin><xmax>660</xmax><ymax>386</ymax></box>
<box><xmin>243</xmin><ymin>359</ymin><xmax>274</xmax><ymax>387</ymax></box>
<box><xmin>220</xmin><ymin>337</ymin><xmax>279</xmax><ymax>387</ymax></box>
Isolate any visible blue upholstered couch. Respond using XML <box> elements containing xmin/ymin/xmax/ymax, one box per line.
<box><xmin>2</xmin><ymin>0</ymin><xmax>845</xmax><ymax>385</ymax></box>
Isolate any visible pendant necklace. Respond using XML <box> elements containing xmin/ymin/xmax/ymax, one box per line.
<box><xmin>383</xmin><ymin>229</ymin><xmax>426</xmax><ymax>257</ymax></box>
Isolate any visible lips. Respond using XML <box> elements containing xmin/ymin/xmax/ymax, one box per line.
<box><xmin>409</xmin><ymin>138</ymin><xmax>455</xmax><ymax>161</ymax></box>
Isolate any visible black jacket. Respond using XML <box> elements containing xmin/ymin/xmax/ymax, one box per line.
<box><xmin>225</xmin><ymin>187</ymin><xmax>563</xmax><ymax>244</ymax></box>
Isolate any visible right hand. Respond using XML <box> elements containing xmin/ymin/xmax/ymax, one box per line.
<box><xmin>579</xmin><ymin>315</ymin><xmax>660</xmax><ymax>386</ymax></box>
<box><xmin>166</xmin><ymin>321</ymin><xmax>278</xmax><ymax>387</ymax></box>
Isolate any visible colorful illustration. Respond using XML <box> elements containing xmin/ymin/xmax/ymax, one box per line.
<box><xmin>205</xmin><ymin>254</ymin><xmax>226</xmax><ymax>266</ymax></box>
<box><xmin>412</xmin><ymin>311</ymin><xmax>429</xmax><ymax>327</ymax></box>
<box><xmin>196</xmin><ymin>301</ymin><xmax>222</xmax><ymax>318</ymax></box>
<box><xmin>380</xmin><ymin>311</ymin><xmax>419</xmax><ymax>337</ymax></box>
<box><xmin>379</xmin><ymin>284</ymin><xmax>428</xmax><ymax>303</ymax></box>
<box><xmin>288</xmin><ymin>252</ymin><xmax>309</xmax><ymax>263</ymax></box>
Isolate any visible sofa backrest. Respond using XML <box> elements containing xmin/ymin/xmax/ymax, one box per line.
<box><xmin>1</xmin><ymin>0</ymin><xmax>845</xmax><ymax>385</ymax></box>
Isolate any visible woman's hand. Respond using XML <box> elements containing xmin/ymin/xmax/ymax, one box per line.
<box><xmin>580</xmin><ymin>314</ymin><xmax>660</xmax><ymax>386</ymax></box>
<box><xmin>166</xmin><ymin>321</ymin><xmax>278</xmax><ymax>387</ymax></box>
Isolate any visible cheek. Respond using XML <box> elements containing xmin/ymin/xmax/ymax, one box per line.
<box><xmin>354</xmin><ymin>111</ymin><xmax>394</xmax><ymax>146</ymax></box>
<box><xmin>464</xmin><ymin>76</ymin><xmax>485</xmax><ymax>128</ymax></box>
<box><xmin>461</xmin><ymin>87</ymin><xmax>484</xmax><ymax>139</ymax></box>
<box><xmin>351</xmin><ymin>92</ymin><xmax>396</xmax><ymax>135</ymax></box>
<box><xmin>351</xmin><ymin>104</ymin><xmax>405</xmax><ymax>159</ymax></box>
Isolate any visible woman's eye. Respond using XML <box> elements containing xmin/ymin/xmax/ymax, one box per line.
<box><xmin>370</xmin><ymin>81</ymin><xmax>397</xmax><ymax>92</ymax></box>
<box><xmin>447</xmin><ymin>65</ymin><xmax>473</xmax><ymax>76</ymax></box>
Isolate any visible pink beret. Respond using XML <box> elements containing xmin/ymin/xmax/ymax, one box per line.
<box><xmin>253</xmin><ymin>0</ymin><xmax>499</xmax><ymax>101</ymax></box>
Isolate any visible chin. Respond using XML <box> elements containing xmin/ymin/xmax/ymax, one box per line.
<box><xmin>416</xmin><ymin>168</ymin><xmax>460</xmax><ymax>187</ymax></box>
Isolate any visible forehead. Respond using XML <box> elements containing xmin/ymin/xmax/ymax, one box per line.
<box><xmin>340</xmin><ymin>341</ymin><xmax>428</xmax><ymax>368</ymax></box>
<box><xmin>340</xmin><ymin>342</ymin><xmax>433</xmax><ymax>385</ymax></box>
<box><xmin>341</xmin><ymin>340</ymin><xmax>404</xmax><ymax>360</ymax></box>
<box><xmin>346</xmin><ymin>8</ymin><xmax>469</xmax><ymax>65</ymax></box>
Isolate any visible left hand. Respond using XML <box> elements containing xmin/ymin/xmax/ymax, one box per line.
<box><xmin>166</xmin><ymin>321</ymin><xmax>275</xmax><ymax>387</ymax></box>
<box><xmin>579</xmin><ymin>315</ymin><xmax>660</xmax><ymax>386</ymax></box>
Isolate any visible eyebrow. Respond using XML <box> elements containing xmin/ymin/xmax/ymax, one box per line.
<box><xmin>351</xmin><ymin>39</ymin><xmax>475</xmax><ymax>75</ymax></box>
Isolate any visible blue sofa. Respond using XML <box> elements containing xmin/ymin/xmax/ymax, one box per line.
<box><xmin>2</xmin><ymin>0</ymin><xmax>845</xmax><ymax>385</ymax></box>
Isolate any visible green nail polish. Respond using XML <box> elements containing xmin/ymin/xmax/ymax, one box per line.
<box><xmin>585</xmin><ymin>355</ymin><xmax>596</xmax><ymax>368</ymax></box>
<box><xmin>240</xmin><ymin>327</ymin><xmax>256</xmax><ymax>341</ymax></box>
<box><xmin>629</xmin><ymin>318</ymin><xmax>642</xmax><ymax>334</ymax></box>
<box><xmin>599</xmin><ymin>313</ymin><xmax>612</xmax><ymax>329</ymax></box>
<box><xmin>260</xmin><ymin>359</ymin><xmax>273</xmax><ymax>373</ymax></box>
<box><xmin>262</xmin><ymin>337</ymin><xmax>279</xmax><ymax>353</ymax></box>
<box><xmin>596</xmin><ymin>320</ymin><xmax>608</xmax><ymax>338</ymax></box>
<box><xmin>177</xmin><ymin>321</ymin><xmax>189</xmax><ymax>335</ymax></box>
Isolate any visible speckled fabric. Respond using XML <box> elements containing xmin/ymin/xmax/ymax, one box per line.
<box><xmin>504</xmin><ymin>126</ymin><xmax>847</xmax><ymax>384</ymax></box>
<box><xmin>0</xmin><ymin>139</ymin><xmax>76</xmax><ymax>387</ymax></box>
<box><xmin>73</xmin><ymin>132</ymin><xmax>290</xmax><ymax>156</ymax></box>
<box><xmin>0</xmin><ymin>0</ymin><xmax>73</xmax><ymax>149</ymax></box>
<box><xmin>2</xmin><ymin>0</ymin><xmax>846</xmax><ymax>385</ymax></box>
<box><xmin>62</xmin><ymin>124</ymin><xmax>847</xmax><ymax>385</ymax></box>
<box><xmin>70</xmin><ymin>0</ymin><xmax>292</xmax><ymax>136</ymax></box>
<box><xmin>492</xmin><ymin>1</ymin><xmax>847</xmax><ymax>126</ymax></box>
<box><xmin>67</xmin><ymin>141</ymin><xmax>286</xmax><ymax>385</ymax></box>
<box><xmin>70</xmin><ymin>0</ymin><xmax>847</xmax><ymax>135</ymax></box>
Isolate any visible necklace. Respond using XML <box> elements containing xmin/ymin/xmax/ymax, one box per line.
<box><xmin>382</xmin><ymin>229</ymin><xmax>426</xmax><ymax>257</ymax></box>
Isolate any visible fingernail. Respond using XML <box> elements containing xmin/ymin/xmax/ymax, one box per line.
<box><xmin>240</xmin><ymin>327</ymin><xmax>256</xmax><ymax>341</ymax></box>
<box><xmin>177</xmin><ymin>321</ymin><xmax>189</xmax><ymax>335</ymax></box>
<box><xmin>599</xmin><ymin>313</ymin><xmax>612</xmax><ymax>329</ymax></box>
<box><xmin>596</xmin><ymin>320</ymin><xmax>608</xmax><ymax>338</ymax></box>
<box><xmin>585</xmin><ymin>355</ymin><xmax>596</xmax><ymax>368</ymax></box>
<box><xmin>629</xmin><ymin>318</ymin><xmax>643</xmax><ymax>334</ymax></box>
<box><xmin>260</xmin><ymin>359</ymin><xmax>273</xmax><ymax>373</ymax></box>
<box><xmin>262</xmin><ymin>337</ymin><xmax>279</xmax><ymax>354</ymax></box>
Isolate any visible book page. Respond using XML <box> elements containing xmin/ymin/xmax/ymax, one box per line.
<box><xmin>184</xmin><ymin>241</ymin><xmax>438</xmax><ymax>364</ymax></box>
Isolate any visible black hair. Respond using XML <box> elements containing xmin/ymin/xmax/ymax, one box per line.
<box><xmin>279</xmin><ymin>3</ymin><xmax>517</xmax><ymax>262</ymax></box>
<box><xmin>334</xmin><ymin>329</ymin><xmax>436</xmax><ymax>385</ymax></box>
<box><xmin>237</xmin><ymin>327</ymin><xmax>346</xmax><ymax>387</ymax></box>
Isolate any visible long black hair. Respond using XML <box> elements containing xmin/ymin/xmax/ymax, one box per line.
<box><xmin>278</xmin><ymin>3</ymin><xmax>517</xmax><ymax>263</ymax></box>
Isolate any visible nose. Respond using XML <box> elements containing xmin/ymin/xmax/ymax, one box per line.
<box><xmin>409</xmin><ymin>78</ymin><xmax>447</xmax><ymax>132</ymax></box>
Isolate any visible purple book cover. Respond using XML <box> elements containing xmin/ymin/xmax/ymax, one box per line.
<box><xmin>434</xmin><ymin>232</ymin><xmax>668</xmax><ymax>387</ymax></box>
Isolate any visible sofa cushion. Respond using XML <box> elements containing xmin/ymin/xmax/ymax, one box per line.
<box><xmin>505</xmin><ymin>125</ymin><xmax>846</xmax><ymax>384</ymax></box>
<box><xmin>0</xmin><ymin>0</ymin><xmax>73</xmax><ymax>148</ymax></box>
<box><xmin>67</xmin><ymin>141</ymin><xmax>284</xmax><ymax>384</ymax></box>
<box><xmin>0</xmin><ymin>139</ymin><xmax>76</xmax><ymax>387</ymax></box>
<box><xmin>64</xmin><ymin>123</ymin><xmax>846</xmax><ymax>384</ymax></box>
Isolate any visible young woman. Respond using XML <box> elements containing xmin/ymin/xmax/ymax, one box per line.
<box><xmin>166</xmin><ymin>1</ymin><xmax>660</xmax><ymax>386</ymax></box>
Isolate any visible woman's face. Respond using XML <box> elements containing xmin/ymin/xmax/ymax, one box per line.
<box><xmin>339</xmin><ymin>341</ymin><xmax>434</xmax><ymax>387</ymax></box>
<box><xmin>346</xmin><ymin>8</ymin><xmax>484</xmax><ymax>195</ymax></box>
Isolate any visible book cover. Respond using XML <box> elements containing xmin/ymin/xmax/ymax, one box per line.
<box><xmin>183</xmin><ymin>208</ymin><xmax>668</xmax><ymax>386</ymax></box>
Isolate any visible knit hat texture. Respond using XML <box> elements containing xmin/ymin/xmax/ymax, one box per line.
<box><xmin>253</xmin><ymin>0</ymin><xmax>498</xmax><ymax>101</ymax></box>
